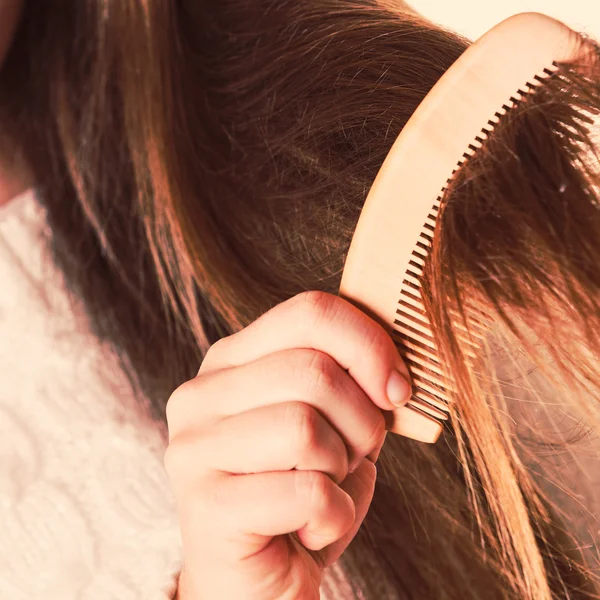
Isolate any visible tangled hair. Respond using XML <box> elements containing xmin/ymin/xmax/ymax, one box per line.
<box><xmin>1</xmin><ymin>1</ymin><xmax>600</xmax><ymax>598</ymax></box>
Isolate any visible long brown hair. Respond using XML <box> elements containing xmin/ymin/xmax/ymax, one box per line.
<box><xmin>1</xmin><ymin>1</ymin><xmax>600</xmax><ymax>598</ymax></box>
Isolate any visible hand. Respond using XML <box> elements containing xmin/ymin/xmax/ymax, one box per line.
<box><xmin>164</xmin><ymin>291</ymin><xmax>412</xmax><ymax>599</ymax></box>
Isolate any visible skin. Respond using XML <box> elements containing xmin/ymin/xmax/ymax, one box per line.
<box><xmin>4</xmin><ymin>0</ymin><xmax>596</xmax><ymax>594</ymax></box>
<box><xmin>165</xmin><ymin>291</ymin><xmax>412</xmax><ymax>599</ymax></box>
<box><xmin>0</xmin><ymin>3</ymin><xmax>411</xmax><ymax>597</ymax></box>
<box><xmin>0</xmin><ymin>0</ymin><xmax>29</xmax><ymax>208</ymax></box>
<box><xmin>0</xmin><ymin>1</ymin><xmax>413</xmax><ymax>595</ymax></box>
<box><xmin>8</xmin><ymin>0</ymin><xmax>595</xmax><ymax>594</ymax></box>
<box><xmin>0</xmin><ymin>0</ymin><xmax>410</xmax><ymax>600</ymax></box>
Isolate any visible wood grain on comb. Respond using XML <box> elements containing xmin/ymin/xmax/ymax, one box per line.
<box><xmin>390</xmin><ymin>66</ymin><xmax>563</xmax><ymax>438</ymax></box>
<box><xmin>338</xmin><ymin>13</ymin><xmax>587</xmax><ymax>443</ymax></box>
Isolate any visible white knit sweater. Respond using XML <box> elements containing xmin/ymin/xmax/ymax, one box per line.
<box><xmin>2</xmin><ymin>8</ymin><xmax>599</xmax><ymax>597</ymax></box>
<box><xmin>0</xmin><ymin>191</ymin><xmax>183</xmax><ymax>599</ymax></box>
<box><xmin>2</xmin><ymin>178</ymin><xmax>600</xmax><ymax>598</ymax></box>
<box><xmin>0</xmin><ymin>190</ymin><xmax>355</xmax><ymax>599</ymax></box>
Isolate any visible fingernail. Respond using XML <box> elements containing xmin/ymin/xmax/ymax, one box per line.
<box><xmin>386</xmin><ymin>369</ymin><xmax>411</xmax><ymax>407</ymax></box>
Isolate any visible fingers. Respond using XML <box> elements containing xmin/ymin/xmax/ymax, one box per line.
<box><xmin>180</xmin><ymin>470</ymin><xmax>356</xmax><ymax>563</ymax></box>
<box><xmin>166</xmin><ymin>401</ymin><xmax>350</xmax><ymax>485</ymax></box>
<box><xmin>168</xmin><ymin>349</ymin><xmax>387</xmax><ymax>468</ymax></box>
<box><xmin>198</xmin><ymin>291</ymin><xmax>412</xmax><ymax>412</ymax></box>
<box><xmin>317</xmin><ymin>458</ymin><xmax>377</xmax><ymax>568</ymax></box>
<box><xmin>164</xmin><ymin>290</ymin><xmax>412</xmax><ymax>598</ymax></box>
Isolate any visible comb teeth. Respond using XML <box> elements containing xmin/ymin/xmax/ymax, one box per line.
<box><xmin>338</xmin><ymin>12</ymin><xmax>584</xmax><ymax>443</ymax></box>
<box><xmin>455</xmin><ymin>64</ymin><xmax>560</xmax><ymax>163</ymax></box>
<box><xmin>390</xmin><ymin>65</ymin><xmax>563</xmax><ymax>431</ymax></box>
<box><xmin>388</xmin><ymin>63</ymin><xmax>561</xmax><ymax>429</ymax></box>
<box><xmin>393</xmin><ymin>248</ymin><xmax>487</xmax><ymax>426</ymax></box>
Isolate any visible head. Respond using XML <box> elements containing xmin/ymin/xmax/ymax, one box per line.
<box><xmin>1</xmin><ymin>1</ymin><xmax>600</xmax><ymax>598</ymax></box>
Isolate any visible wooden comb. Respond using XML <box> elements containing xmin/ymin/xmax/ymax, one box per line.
<box><xmin>338</xmin><ymin>12</ymin><xmax>590</xmax><ymax>443</ymax></box>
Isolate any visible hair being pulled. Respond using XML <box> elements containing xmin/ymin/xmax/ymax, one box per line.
<box><xmin>1</xmin><ymin>1</ymin><xmax>600</xmax><ymax>598</ymax></box>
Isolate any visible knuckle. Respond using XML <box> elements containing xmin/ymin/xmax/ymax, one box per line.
<box><xmin>164</xmin><ymin>378</ymin><xmax>196</xmax><ymax>427</ymax></box>
<box><xmin>286</xmin><ymin>402</ymin><xmax>322</xmax><ymax>458</ymax></box>
<box><xmin>163</xmin><ymin>439</ymin><xmax>185</xmax><ymax>479</ymax></box>
<box><xmin>163</xmin><ymin>433</ymin><xmax>208</xmax><ymax>483</ymax></box>
<box><xmin>301</xmin><ymin>350</ymin><xmax>339</xmax><ymax>397</ymax></box>
<box><xmin>199</xmin><ymin>337</ymin><xmax>226</xmax><ymax>371</ymax></box>
<box><xmin>201</xmin><ymin>475</ymin><xmax>242</xmax><ymax>524</ymax></box>
<box><xmin>295</xmin><ymin>290</ymin><xmax>338</xmax><ymax>327</ymax></box>
<box><xmin>296</xmin><ymin>470</ymin><xmax>332</xmax><ymax>512</ymax></box>
<box><xmin>204</xmin><ymin>477</ymin><xmax>229</xmax><ymax>512</ymax></box>
<box><xmin>164</xmin><ymin>385</ymin><xmax>184</xmax><ymax>428</ymax></box>
<box><xmin>361</xmin><ymin>323</ymin><xmax>389</xmax><ymax>360</ymax></box>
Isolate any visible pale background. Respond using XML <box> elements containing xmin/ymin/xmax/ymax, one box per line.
<box><xmin>410</xmin><ymin>0</ymin><xmax>600</xmax><ymax>40</ymax></box>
